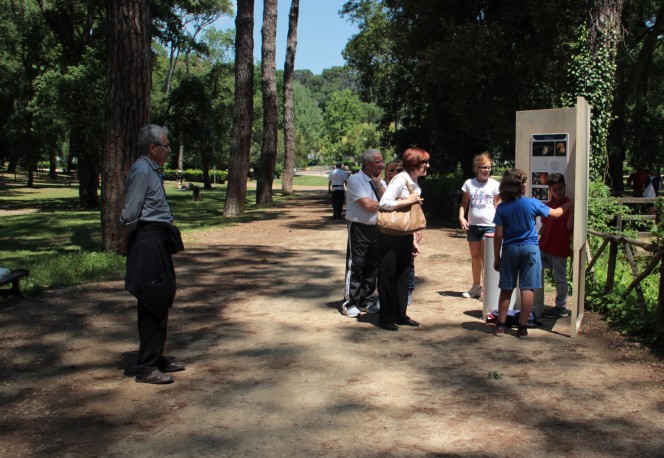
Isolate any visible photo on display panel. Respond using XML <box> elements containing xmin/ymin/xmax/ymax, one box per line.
<box><xmin>532</xmin><ymin>187</ymin><xmax>549</xmax><ymax>201</ymax></box>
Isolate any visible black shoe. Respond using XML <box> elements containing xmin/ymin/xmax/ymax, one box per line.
<box><xmin>160</xmin><ymin>360</ymin><xmax>186</xmax><ymax>373</ymax></box>
<box><xmin>516</xmin><ymin>325</ymin><xmax>529</xmax><ymax>339</ymax></box>
<box><xmin>379</xmin><ymin>323</ymin><xmax>399</xmax><ymax>331</ymax></box>
<box><xmin>397</xmin><ymin>317</ymin><xmax>420</xmax><ymax>327</ymax></box>
<box><xmin>543</xmin><ymin>307</ymin><xmax>569</xmax><ymax>318</ymax></box>
<box><xmin>135</xmin><ymin>369</ymin><xmax>174</xmax><ymax>384</ymax></box>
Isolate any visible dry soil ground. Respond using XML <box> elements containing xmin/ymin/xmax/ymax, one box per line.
<box><xmin>2</xmin><ymin>188</ymin><xmax>664</xmax><ymax>457</ymax></box>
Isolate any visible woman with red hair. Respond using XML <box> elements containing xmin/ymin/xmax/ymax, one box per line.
<box><xmin>376</xmin><ymin>148</ymin><xmax>430</xmax><ymax>331</ymax></box>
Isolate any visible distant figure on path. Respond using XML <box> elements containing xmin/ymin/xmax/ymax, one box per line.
<box><xmin>627</xmin><ymin>166</ymin><xmax>648</xmax><ymax>197</ymax></box>
<box><xmin>328</xmin><ymin>162</ymin><xmax>348</xmax><ymax>219</ymax></box>
<box><xmin>117</xmin><ymin>125</ymin><xmax>185</xmax><ymax>384</ymax></box>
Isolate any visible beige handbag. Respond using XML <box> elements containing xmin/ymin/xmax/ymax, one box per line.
<box><xmin>376</xmin><ymin>181</ymin><xmax>426</xmax><ymax>236</ymax></box>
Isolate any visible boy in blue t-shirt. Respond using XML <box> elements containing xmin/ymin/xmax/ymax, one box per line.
<box><xmin>492</xmin><ymin>169</ymin><xmax>571</xmax><ymax>338</ymax></box>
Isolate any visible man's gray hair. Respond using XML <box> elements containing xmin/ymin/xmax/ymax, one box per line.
<box><xmin>361</xmin><ymin>149</ymin><xmax>382</xmax><ymax>167</ymax></box>
<box><xmin>138</xmin><ymin>125</ymin><xmax>169</xmax><ymax>154</ymax></box>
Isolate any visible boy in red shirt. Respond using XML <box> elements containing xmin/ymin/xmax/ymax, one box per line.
<box><xmin>539</xmin><ymin>173</ymin><xmax>573</xmax><ymax>318</ymax></box>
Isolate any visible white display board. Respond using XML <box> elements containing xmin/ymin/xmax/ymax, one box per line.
<box><xmin>515</xmin><ymin>97</ymin><xmax>590</xmax><ymax>337</ymax></box>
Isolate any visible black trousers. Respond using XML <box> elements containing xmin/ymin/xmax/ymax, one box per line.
<box><xmin>345</xmin><ymin>222</ymin><xmax>379</xmax><ymax>307</ymax></box>
<box><xmin>331</xmin><ymin>190</ymin><xmax>345</xmax><ymax>217</ymax></box>
<box><xmin>378</xmin><ymin>232</ymin><xmax>413</xmax><ymax>326</ymax></box>
<box><xmin>136</xmin><ymin>298</ymin><xmax>171</xmax><ymax>373</ymax></box>
<box><xmin>127</xmin><ymin>223</ymin><xmax>179</xmax><ymax>375</ymax></box>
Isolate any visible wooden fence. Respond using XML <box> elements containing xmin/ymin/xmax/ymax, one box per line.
<box><xmin>586</xmin><ymin>197</ymin><xmax>664</xmax><ymax>325</ymax></box>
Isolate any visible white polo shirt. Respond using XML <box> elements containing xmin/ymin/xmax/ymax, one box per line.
<box><xmin>328</xmin><ymin>168</ymin><xmax>347</xmax><ymax>189</ymax></box>
<box><xmin>345</xmin><ymin>170</ymin><xmax>386</xmax><ymax>225</ymax></box>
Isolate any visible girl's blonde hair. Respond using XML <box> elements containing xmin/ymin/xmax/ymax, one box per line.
<box><xmin>473</xmin><ymin>152</ymin><xmax>492</xmax><ymax>173</ymax></box>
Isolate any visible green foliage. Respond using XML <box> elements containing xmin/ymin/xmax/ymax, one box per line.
<box><xmin>25</xmin><ymin>252</ymin><xmax>126</xmax><ymax>295</ymax></box>
<box><xmin>587</xmin><ymin>180</ymin><xmax>631</xmax><ymax>234</ymax></box>
<box><xmin>163</xmin><ymin>168</ymin><xmax>228</xmax><ymax>183</ymax></box>
<box><xmin>488</xmin><ymin>371</ymin><xmax>503</xmax><ymax>380</ymax></box>
<box><xmin>342</xmin><ymin>0</ymin><xmax>585</xmax><ymax>174</ymax></box>
<box><xmin>585</xmin><ymin>255</ymin><xmax>664</xmax><ymax>344</ymax></box>
<box><xmin>293</xmin><ymin>82</ymin><xmax>324</xmax><ymax>166</ymax></box>
<box><xmin>586</xmin><ymin>183</ymin><xmax>664</xmax><ymax>345</ymax></box>
<box><xmin>653</xmin><ymin>198</ymin><xmax>664</xmax><ymax>242</ymax></box>
<box><xmin>0</xmin><ymin>174</ymin><xmax>320</xmax><ymax>294</ymax></box>
<box><xmin>563</xmin><ymin>24</ymin><xmax>618</xmax><ymax>181</ymax></box>
<box><xmin>420</xmin><ymin>170</ymin><xmax>466</xmax><ymax>220</ymax></box>
<box><xmin>322</xmin><ymin>89</ymin><xmax>364</xmax><ymax>162</ymax></box>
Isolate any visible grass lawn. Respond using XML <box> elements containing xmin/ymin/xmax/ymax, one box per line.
<box><xmin>0</xmin><ymin>173</ymin><xmax>325</xmax><ymax>295</ymax></box>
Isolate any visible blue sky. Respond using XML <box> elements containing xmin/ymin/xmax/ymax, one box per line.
<box><xmin>215</xmin><ymin>0</ymin><xmax>358</xmax><ymax>74</ymax></box>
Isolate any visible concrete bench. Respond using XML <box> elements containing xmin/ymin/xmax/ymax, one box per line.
<box><xmin>0</xmin><ymin>269</ymin><xmax>30</xmax><ymax>298</ymax></box>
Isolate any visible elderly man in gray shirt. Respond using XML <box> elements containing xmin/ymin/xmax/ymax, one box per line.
<box><xmin>117</xmin><ymin>125</ymin><xmax>184</xmax><ymax>384</ymax></box>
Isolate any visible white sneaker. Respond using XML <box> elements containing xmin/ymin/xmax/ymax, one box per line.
<box><xmin>342</xmin><ymin>302</ymin><xmax>361</xmax><ymax>318</ymax></box>
<box><xmin>358</xmin><ymin>300</ymin><xmax>372</xmax><ymax>312</ymax></box>
<box><xmin>462</xmin><ymin>285</ymin><xmax>482</xmax><ymax>299</ymax></box>
<box><xmin>367</xmin><ymin>299</ymin><xmax>380</xmax><ymax>314</ymax></box>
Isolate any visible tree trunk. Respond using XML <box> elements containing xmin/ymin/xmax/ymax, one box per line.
<box><xmin>66</xmin><ymin>154</ymin><xmax>74</xmax><ymax>174</ymax></box>
<box><xmin>281</xmin><ymin>0</ymin><xmax>299</xmax><ymax>196</ymax></box>
<box><xmin>256</xmin><ymin>0</ymin><xmax>278</xmax><ymax>204</ymax></box>
<box><xmin>101</xmin><ymin>0</ymin><xmax>152</xmax><ymax>251</ymax></box>
<box><xmin>71</xmin><ymin>125</ymin><xmax>99</xmax><ymax>208</ymax></box>
<box><xmin>78</xmin><ymin>148</ymin><xmax>100</xmax><ymax>208</ymax></box>
<box><xmin>48</xmin><ymin>144</ymin><xmax>58</xmax><ymax>179</ymax></box>
<box><xmin>224</xmin><ymin>0</ymin><xmax>255</xmax><ymax>217</ymax></box>
<box><xmin>27</xmin><ymin>165</ymin><xmax>34</xmax><ymax>188</ymax></box>
<box><xmin>202</xmin><ymin>151</ymin><xmax>212</xmax><ymax>189</ymax></box>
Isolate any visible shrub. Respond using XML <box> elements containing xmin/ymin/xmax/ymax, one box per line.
<box><xmin>420</xmin><ymin>169</ymin><xmax>467</xmax><ymax>221</ymax></box>
<box><xmin>163</xmin><ymin>168</ymin><xmax>228</xmax><ymax>183</ymax></box>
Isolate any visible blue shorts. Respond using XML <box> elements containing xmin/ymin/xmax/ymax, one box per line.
<box><xmin>498</xmin><ymin>244</ymin><xmax>542</xmax><ymax>290</ymax></box>
<box><xmin>467</xmin><ymin>225</ymin><xmax>495</xmax><ymax>242</ymax></box>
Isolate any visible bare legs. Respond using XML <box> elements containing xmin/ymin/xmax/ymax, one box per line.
<box><xmin>497</xmin><ymin>288</ymin><xmax>533</xmax><ymax>327</ymax></box>
<box><xmin>468</xmin><ymin>240</ymin><xmax>484</xmax><ymax>286</ymax></box>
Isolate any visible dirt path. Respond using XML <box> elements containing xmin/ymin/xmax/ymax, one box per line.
<box><xmin>2</xmin><ymin>189</ymin><xmax>664</xmax><ymax>457</ymax></box>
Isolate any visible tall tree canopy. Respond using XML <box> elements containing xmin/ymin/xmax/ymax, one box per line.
<box><xmin>342</xmin><ymin>0</ymin><xmax>588</xmax><ymax>173</ymax></box>
<box><xmin>341</xmin><ymin>0</ymin><xmax>664</xmax><ymax>186</ymax></box>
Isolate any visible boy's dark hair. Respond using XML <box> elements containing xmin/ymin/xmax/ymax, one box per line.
<box><xmin>499</xmin><ymin>168</ymin><xmax>527</xmax><ymax>202</ymax></box>
<box><xmin>547</xmin><ymin>173</ymin><xmax>565</xmax><ymax>186</ymax></box>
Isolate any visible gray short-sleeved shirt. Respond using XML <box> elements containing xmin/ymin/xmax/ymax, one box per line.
<box><xmin>120</xmin><ymin>156</ymin><xmax>173</xmax><ymax>229</ymax></box>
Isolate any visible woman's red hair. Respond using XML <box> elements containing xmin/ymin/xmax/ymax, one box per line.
<box><xmin>402</xmin><ymin>148</ymin><xmax>430</xmax><ymax>172</ymax></box>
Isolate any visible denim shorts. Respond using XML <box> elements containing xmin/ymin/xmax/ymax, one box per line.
<box><xmin>498</xmin><ymin>244</ymin><xmax>542</xmax><ymax>290</ymax></box>
<box><xmin>467</xmin><ymin>225</ymin><xmax>495</xmax><ymax>242</ymax></box>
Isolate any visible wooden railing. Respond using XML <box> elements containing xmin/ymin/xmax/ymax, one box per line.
<box><xmin>613</xmin><ymin>197</ymin><xmax>657</xmax><ymax>235</ymax></box>
<box><xmin>586</xmin><ymin>194</ymin><xmax>664</xmax><ymax>326</ymax></box>
<box><xmin>586</xmin><ymin>229</ymin><xmax>661</xmax><ymax>316</ymax></box>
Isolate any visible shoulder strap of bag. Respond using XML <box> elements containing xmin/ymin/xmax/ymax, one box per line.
<box><xmin>405</xmin><ymin>180</ymin><xmax>415</xmax><ymax>195</ymax></box>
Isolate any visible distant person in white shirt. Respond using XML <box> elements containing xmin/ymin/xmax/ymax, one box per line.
<box><xmin>328</xmin><ymin>162</ymin><xmax>348</xmax><ymax>219</ymax></box>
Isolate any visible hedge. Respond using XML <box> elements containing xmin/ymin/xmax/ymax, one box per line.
<box><xmin>163</xmin><ymin>168</ymin><xmax>228</xmax><ymax>183</ymax></box>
